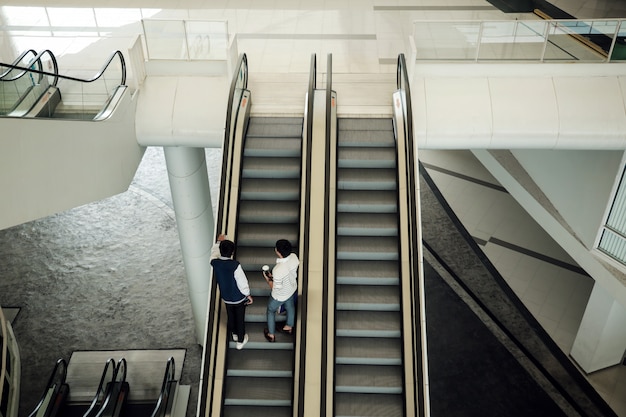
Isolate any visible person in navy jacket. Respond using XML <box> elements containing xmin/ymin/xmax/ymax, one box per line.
<box><xmin>210</xmin><ymin>233</ymin><xmax>253</xmax><ymax>350</ymax></box>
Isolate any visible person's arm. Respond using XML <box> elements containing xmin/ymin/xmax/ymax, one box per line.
<box><xmin>210</xmin><ymin>234</ymin><xmax>226</xmax><ymax>260</ymax></box>
<box><xmin>263</xmin><ymin>270</ymin><xmax>274</xmax><ymax>290</ymax></box>
<box><xmin>234</xmin><ymin>265</ymin><xmax>251</xmax><ymax>297</ymax></box>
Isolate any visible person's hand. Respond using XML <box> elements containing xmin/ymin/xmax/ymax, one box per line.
<box><xmin>217</xmin><ymin>233</ymin><xmax>226</xmax><ymax>241</ymax></box>
<box><xmin>246</xmin><ymin>295</ymin><xmax>253</xmax><ymax>305</ymax></box>
<box><xmin>263</xmin><ymin>271</ymin><xmax>273</xmax><ymax>281</ymax></box>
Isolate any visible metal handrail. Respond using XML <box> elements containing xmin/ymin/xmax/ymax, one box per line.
<box><xmin>0</xmin><ymin>49</ymin><xmax>40</xmax><ymax>80</ymax></box>
<box><xmin>82</xmin><ymin>358</ymin><xmax>116</xmax><ymax>417</ymax></box>
<box><xmin>150</xmin><ymin>357</ymin><xmax>176</xmax><ymax>417</ymax></box>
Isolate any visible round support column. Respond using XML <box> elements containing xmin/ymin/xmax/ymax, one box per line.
<box><xmin>164</xmin><ymin>146</ymin><xmax>215</xmax><ymax>345</ymax></box>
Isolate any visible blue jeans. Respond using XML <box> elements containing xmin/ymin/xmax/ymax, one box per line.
<box><xmin>267</xmin><ymin>292</ymin><xmax>296</xmax><ymax>335</ymax></box>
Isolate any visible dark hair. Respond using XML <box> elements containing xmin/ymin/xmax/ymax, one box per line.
<box><xmin>219</xmin><ymin>240</ymin><xmax>235</xmax><ymax>258</ymax></box>
<box><xmin>275</xmin><ymin>239</ymin><xmax>292</xmax><ymax>258</ymax></box>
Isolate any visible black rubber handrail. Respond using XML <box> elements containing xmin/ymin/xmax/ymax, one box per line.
<box><xmin>27</xmin><ymin>358</ymin><xmax>68</xmax><ymax>417</ymax></box>
<box><xmin>150</xmin><ymin>357</ymin><xmax>176</xmax><ymax>417</ymax></box>
<box><xmin>82</xmin><ymin>358</ymin><xmax>116</xmax><ymax>417</ymax></box>
<box><xmin>396</xmin><ymin>53</ymin><xmax>425</xmax><ymax>417</ymax></box>
<box><xmin>296</xmin><ymin>52</ymin><xmax>316</xmax><ymax>417</ymax></box>
<box><xmin>0</xmin><ymin>49</ymin><xmax>41</xmax><ymax>80</ymax></box>
<box><xmin>200</xmin><ymin>52</ymin><xmax>248</xmax><ymax>416</ymax></box>
<box><xmin>0</xmin><ymin>49</ymin><xmax>126</xmax><ymax>87</ymax></box>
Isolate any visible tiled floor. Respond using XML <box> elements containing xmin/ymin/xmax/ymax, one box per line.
<box><xmin>2</xmin><ymin>0</ymin><xmax>626</xmax><ymax>415</ymax></box>
<box><xmin>420</xmin><ymin>149</ymin><xmax>626</xmax><ymax>417</ymax></box>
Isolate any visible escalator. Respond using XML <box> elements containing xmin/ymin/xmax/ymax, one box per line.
<box><xmin>201</xmin><ymin>54</ymin><xmax>307</xmax><ymax>417</ymax></box>
<box><xmin>0</xmin><ymin>49</ymin><xmax>60</xmax><ymax>117</ymax></box>
<box><xmin>0</xmin><ymin>49</ymin><xmax>126</xmax><ymax>120</ymax></box>
<box><xmin>333</xmin><ymin>117</ymin><xmax>404</xmax><ymax>415</ymax></box>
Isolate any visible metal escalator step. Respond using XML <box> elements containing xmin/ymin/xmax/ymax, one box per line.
<box><xmin>337</xmin><ymin>129</ymin><xmax>396</xmax><ymax>148</ymax></box>
<box><xmin>335</xmin><ymin>393</ymin><xmax>403</xmax><ymax>417</ymax></box>
<box><xmin>223</xmin><ymin>376</ymin><xmax>292</xmax><ymax>406</ymax></box>
<box><xmin>335</xmin><ymin>364</ymin><xmax>402</xmax><ymax>394</ymax></box>
<box><xmin>244</xmin><ymin>136</ymin><xmax>302</xmax><ymax>158</ymax></box>
<box><xmin>227</xmin><ymin>350</ymin><xmax>294</xmax><ymax>377</ymax></box>
<box><xmin>338</xmin><ymin>168</ymin><xmax>397</xmax><ymax>190</ymax></box>
<box><xmin>224</xmin><ymin>405</ymin><xmax>291</xmax><ymax>417</ymax></box>
<box><xmin>238</xmin><ymin>200</ymin><xmax>299</xmax><ymax>223</ymax></box>
<box><xmin>338</xmin><ymin>118</ymin><xmax>394</xmax><ymax>132</ymax></box>
<box><xmin>235</xmin><ymin>322</ymin><xmax>294</xmax><ymax>350</ymax></box>
<box><xmin>242</xmin><ymin>157</ymin><xmax>301</xmax><ymax>179</ymax></box>
<box><xmin>236</xmin><ymin>223</ymin><xmax>298</xmax><ymax>247</ymax></box>
<box><xmin>235</xmin><ymin>245</ymin><xmax>299</xmax><ymax>271</ymax></box>
<box><xmin>240</xmin><ymin>178</ymin><xmax>300</xmax><ymax>200</ymax></box>
<box><xmin>337</xmin><ymin>236</ymin><xmax>398</xmax><ymax>260</ymax></box>
<box><xmin>335</xmin><ymin>337</ymin><xmax>402</xmax><ymax>364</ymax></box>
<box><xmin>335</xmin><ymin>311</ymin><xmax>401</xmax><ymax>337</ymax></box>
<box><xmin>338</xmin><ymin>147</ymin><xmax>396</xmax><ymax>169</ymax></box>
<box><xmin>336</xmin><ymin>285</ymin><xmax>400</xmax><ymax>311</ymax></box>
<box><xmin>336</xmin><ymin>260</ymin><xmax>399</xmax><ymax>285</ymax></box>
<box><xmin>246</xmin><ymin>117</ymin><xmax>303</xmax><ymax>138</ymax></box>
<box><xmin>336</xmin><ymin>212</ymin><xmax>397</xmax><ymax>236</ymax></box>
<box><xmin>337</xmin><ymin>190</ymin><xmax>397</xmax><ymax>213</ymax></box>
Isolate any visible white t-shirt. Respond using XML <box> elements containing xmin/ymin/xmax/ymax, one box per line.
<box><xmin>271</xmin><ymin>253</ymin><xmax>299</xmax><ymax>301</ymax></box>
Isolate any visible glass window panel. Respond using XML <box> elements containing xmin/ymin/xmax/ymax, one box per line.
<box><xmin>47</xmin><ymin>8</ymin><xmax>96</xmax><ymax>27</ymax></box>
<box><xmin>143</xmin><ymin>20</ymin><xmax>187</xmax><ymax>60</ymax></box>
<box><xmin>1</xmin><ymin>6</ymin><xmax>49</xmax><ymax>27</ymax></box>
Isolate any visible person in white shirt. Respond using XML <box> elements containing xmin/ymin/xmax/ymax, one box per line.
<box><xmin>263</xmin><ymin>239</ymin><xmax>299</xmax><ymax>342</ymax></box>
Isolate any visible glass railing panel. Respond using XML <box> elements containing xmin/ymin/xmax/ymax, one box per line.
<box><xmin>142</xmin><ymin>19</ymin><xmax>229</xmax><ymax>61</ymax></box>
<box><xmin>413</xmin><ymin>18</ymin><xmax>626</xmax><ymax>62</ymax></box>
<box><xmin>477</xmin><ymin>20</ymin><xmax>548</xmax><ymax>61</ymax></box>
<box><xmin>414</xmin><ymin>21</ymin><xmax>480</xmax><ymax>60</ymax></box>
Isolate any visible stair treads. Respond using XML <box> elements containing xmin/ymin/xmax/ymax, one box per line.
<box><xmin>227</xmin><ymin>350</ymin><xmax>294</xmax><ymax>376</ymax></box>
<box><xmin>336</xmin><ymin>285</ymin><xmax>401</xmax><ymax>308</ymax></box>
<box><xmin>236</xmin><ymin>223</ymin><xmax>297</xmax><ymax>247</ymax></box>
<box><xmin>334</xmin><ymin>393</ymin><xmax>404</xmax><ymax>417</ymax></box>
<box><xmin>242</xmin><ymin>157</ymin><xmax>301</xmax><ymax>178</ymax></box>
<box><xmin>336</xmin><ymin>212</ymin><xmax>398</xmax><ymax>236</ymax></box>
<box><xmin>335</xmin><ymin>311</ymin><xmax>401</xmax><ymax>333</ymax></box>
<box><xmin>223</xmin><ymin>376</ymin><xmax>293</xmax><ymax>403</ymax></box>
<box><xmin>337</xmin><ymin>190</ymin><xmax>397</xmax><ymax>213</ymax></box>
<box><xmin>238</xmin><ymin>200</ymin><xmax>299</xmax><ymax>223</ymax></box>
<box><xmin>335</xmin><ymin>337</ymin><xmax>402</xmax><ymax>360</ymax></box>
<box><xmin>335</xmin><ymin>364</ymin><xmax>402</xmax><ymax>392</ymax></box>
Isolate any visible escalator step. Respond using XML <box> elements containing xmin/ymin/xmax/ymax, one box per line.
<box><xmin>335</xmin><ymin>364</ymin><xmax>403</xmax><ymax>394</ymax></box>
<box><xmin>338</xmin><ymin>118</ymin><xmax>394</xmax><ymax>132</ymax></box>
<box><xmin>236</xmin><ymin>245</ymin><xmax>298</xmax><ymax>271</ymax></box>
<box><xmin>338</xmin><ymin>168</ymin><xmax>397</xmax><ymax>190</ymax></box>
<box><xmin>236</xmin><ymin>223</ymin><xmax>298</xmax><ymax>247</ymax></box>
<box><xmin>246</xmin><ymin>117</ymin><xmax>303</xmax><ymax>137</ymax></box>
<box><xmin>336</xmin><ymin>260</ymin><xmax>399</xmax><ymax>285</ymax></box>
<box><xmin>337</xmin><ymin>236</ymin><xmax>398</xmax><ymax>260</ymax></box>
<box><xmin>336</xmin><ymin>285</ymin><xmax>400</xmax><ymax>311</ymax></box>
<box><xmin>227</xmin><ymin>349</ymin><xmax>294</xmax><ymax>377</ymax></box>
<box><xmin>244</xmin><ymin>136</ymin><xmax>302</xmax><ymax>158</ymax></box>
<box><xmin>335</xmin><ymin>311</ymin><xmax>401</xmax><ymax>337</ymax></box>
<box><xmin>232</xmin><ymin>322</ymin><xmax>294</xmax><ymax>350</ymax></box>
<box><xmin>242</xmin><ymin>157</ymin><xmax>301</xmax><ymax>179</ymax></box>
<box><xmin>336</xmin><ymin>212</ymin><xmax>397</xmax><ymax>236</ymax></box>
<box><xmin>224</xmin><ymin>405</ymin><xmax>291</xmax><ymax>417</ymax></box>
<box><xmin>338</xmin><ymin>147</ymin><xmax>396</xmax><ymax>169</ymax></box>
<box><xmin>337</xmin><ymin>190</ymin><xmax>397</xmax><ymax>213</ymax></box>
<box><xmin>239</xmin><ymin>200</ymin><xmax>300</xmax><ymax>223</ymax></box>
<box><xmin>240</xmin><ymin>178</ymin><xmax>300</xmax><ymax>200</ymax></box>
<box><xmin>335</xmin><ymin>393</ymin><xmax>403</xmax><ymax>417</ymax></box>
<box><xmin>224</xmin><ymin>376</ymin><xmax>292</xmax><ymax>406</ymax></box>
<box><xmin>335</xmin><ymin>337</ymin><xmax>402</xmax><ymax>364</ymax></box>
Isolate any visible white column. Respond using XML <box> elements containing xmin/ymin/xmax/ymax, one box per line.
<box><xmin>570</xmin><ymin>283</ymin><xmax>626</xmax><ymax>373</ymax></box>
<box><xmin>164</xmin><ymin>146</ymin><xmax>215</xmax><ymax>345</ymax></box>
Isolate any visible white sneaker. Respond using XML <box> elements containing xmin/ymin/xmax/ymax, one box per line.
<box><xmin>232</xmin><ymin>334</ymin><xmax>238</xmax><ymax>342</ymax></box>
<box><xmin>236</xmin><ymin>334</ymin><xmax>249</xmax><ymax>350</ymax></box>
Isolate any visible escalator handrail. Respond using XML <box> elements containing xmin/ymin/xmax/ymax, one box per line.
<box><xmin>396</xmin><ymin>53</ymin><xmax>426</xmax><ymax>417</ymax></box>
<box><xmin>82</xmin><ymin>358</ymin><xmax>117</xmax><ymax>417</ymax></box>
<box><xmin>296</xmin><ymin>52</ymin><xmax>316</xmax><ymax>417</ymax></box>
<box><xmin>0</xmin><ymin>49</ymin><xmax>39</xmax><ymax>80</ymax></box>
<box><xmin>217</xmin><ymin>52</ymin><xmax>248</xmax><ymax>237</ymax></box>
<box><xmin>27</xmin><ymin>358</ymin><xmax>68</xmax><ymax>417</ymax></box>
<box><xmin>0</xmin><ymin>49</ymin><xmax>126</xmax><ymax>87</ymax></box>
<box><xmin>199</xmin><ymin>52</ymin><xmax>249</xmax><ymax>417</ymax></box>
<box><xmin>150</xmin><ymin>357</ymin><xmax>176</xmax><ymax>417</ymax></box>
<box><xmin>94</xmin><ymin>358</ymin><xmax>128</xmax><ymax>417</ymax></box>
<box><xmin>0</xmin><ymin>49</ymin><xmax>59</xmax><ymax>86</ymax></box>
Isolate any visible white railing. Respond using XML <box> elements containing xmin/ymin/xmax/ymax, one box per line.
<box><xmin>599</xmin><ymin>166</ymin><xmax>626</xmax><ymax>265</ymax></box>
<box><xmin>413</xmin><ymin>19</ymin><xmax>626</xmax><ymax>62</ymax></box>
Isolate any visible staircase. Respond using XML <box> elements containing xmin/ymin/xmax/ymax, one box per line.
<box><xmin>334</xmin><ymin>117</ymin><xmax>404</xmax><ymax>416</ymax></box>
<box><xmin>222</xmin><ymin>116</ymin><xmax>303</xmax><ymax>417</ymax></box>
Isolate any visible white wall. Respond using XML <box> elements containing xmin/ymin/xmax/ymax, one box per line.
<box><xmin>511</xmin><ymin>150</ymin><xmax>624</xmax><ymax>249</ymax></box>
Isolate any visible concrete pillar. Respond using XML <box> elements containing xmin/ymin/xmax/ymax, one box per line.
<box><xmin>570</xmin><ymin>283</ymin><xmax>626</xmax><ymax>373</ymax></box>
<box><xmin>164</xmin><ymin>146</ymin><xmax>215</xmax><ymax>345</ymax></box>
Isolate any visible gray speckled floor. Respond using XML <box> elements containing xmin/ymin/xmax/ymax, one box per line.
<box><xmin>0</xmin><ymin>147</ymin><xmax>221</xmax><ymax>417</ymax></box>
